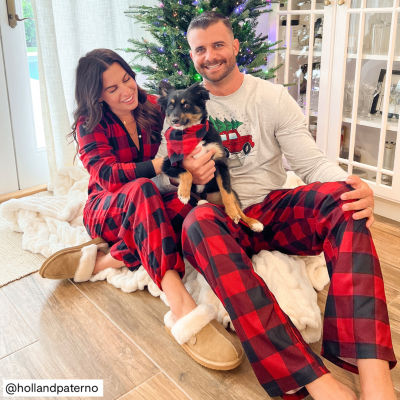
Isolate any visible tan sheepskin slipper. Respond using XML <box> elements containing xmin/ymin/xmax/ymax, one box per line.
<box><xmin>164</xmin><ymin>304</ymin><xmax>244</xmax><ymax>371</ymax></box>
<box><xmin>39</xmin><ymin>237</ymin><xmax>109</xmax><ymax>282</ymax></box>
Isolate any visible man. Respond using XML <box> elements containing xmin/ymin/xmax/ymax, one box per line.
<box><xmin>157</xmin><ymin>11</ymin><xmax>396</xmax><ymax>400</ymax></box>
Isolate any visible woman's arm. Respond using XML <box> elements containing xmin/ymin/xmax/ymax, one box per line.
<box><xmin>77</xmin><ymin>121</ymin><xmax>158</xmax><ymax>192</ymax></box>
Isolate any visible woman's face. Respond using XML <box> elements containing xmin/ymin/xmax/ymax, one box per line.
<box><xmin>99</xmin><ymin>62</ymin><xmax>138</xmax><ymax>118</ymax></box>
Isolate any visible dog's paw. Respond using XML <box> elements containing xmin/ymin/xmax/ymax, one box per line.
<box><xmin>227</xmin><ymin>213</ymin><xmax>240</xmax><ymax>224</ymax></box>
<box><xmin>178</xmin><ymin>195</ymin><xmax>190</xmax><ymax>204</ymax></box>
<box><xmin>196</xmin><ymin>184</ymin><xmax>205</xmax><ymax>193</ymax></box>
<box><xmin>250</xmin><ymin>221</ymin><xmax>264</xmax><ymax>232</ymax></box>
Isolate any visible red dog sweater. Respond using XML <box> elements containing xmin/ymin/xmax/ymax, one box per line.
<box><xmin>165</xmin><ymin>121</ymin><xmax>209</xmax><ymax>166</ymax></box>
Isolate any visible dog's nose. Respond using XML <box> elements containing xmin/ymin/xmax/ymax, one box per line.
<box><xmin>171</xmin><ymin>117</ymin><xmax>180</xmax><ymax>124</ymax></box>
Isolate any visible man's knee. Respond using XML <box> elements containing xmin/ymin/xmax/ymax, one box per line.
<box><xmin>318</xmin><ymin>181</ymin><xmax>356</xmax><ymax>219</ymax></box>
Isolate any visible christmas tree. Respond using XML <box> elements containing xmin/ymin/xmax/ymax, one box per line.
<box><xmin>123</xmin><ymin>0</ymin><xmax>282</xmax><ymax>92</ymax></box>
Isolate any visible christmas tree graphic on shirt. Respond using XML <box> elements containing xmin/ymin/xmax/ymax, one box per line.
<box><xmin>209</xmin><ymin>116</ymin><xmax>255</xmax><ymax>160</ymax></box>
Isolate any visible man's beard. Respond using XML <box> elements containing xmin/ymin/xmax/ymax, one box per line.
<box><xmin>200</xmin><ymin>57</ymin><xmax>236</xmax><ymax>83</ymax></box>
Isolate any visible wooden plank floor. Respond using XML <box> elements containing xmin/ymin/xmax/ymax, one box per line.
<box><xmin>0</xmin><ymin>215</ymin><xmax>399</xmax><ymax>399</ymax></box>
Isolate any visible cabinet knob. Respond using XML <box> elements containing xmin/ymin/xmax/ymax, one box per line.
<box><xmin>324</xmin><ymin>0</ymin><xmax>331</xmax><ymax>5</ymax></box>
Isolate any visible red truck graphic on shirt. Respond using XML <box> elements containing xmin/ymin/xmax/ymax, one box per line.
<box><xmin>209</xmin><ymin>116</ymin><xmax>255</xmax><ymax>158</ymax></box>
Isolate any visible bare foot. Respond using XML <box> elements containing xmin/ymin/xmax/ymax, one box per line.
<box><xmin>92</xmin><ymin>251</ymin><xmax>124</xmax><ymax>275</ymax></box>
<box><xmin>358</xmin><ymin>359</ymin><xmax>396</xmax><ymax>400</ymax></box>
<box><xmin>306</xmin><ymin>373</ymin><xmax>357</xmax><ymax>400</ymax></box>
<box><xmin>161</xmin><ymin>270</ymin><xmax>197</xmax><ymax>320</ymax></box>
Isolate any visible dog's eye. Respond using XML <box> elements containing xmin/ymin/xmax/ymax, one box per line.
<box><xmin>182</xmin><ymin>103</ymin><xmax>190</xmax><ymax>110</ymax></box>
<box><xmin>168</xmin><ymin>104</ymin><xmax>175</xmax><ymax>109</ymax></box>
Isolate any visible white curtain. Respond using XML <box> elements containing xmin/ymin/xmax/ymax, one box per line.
<box><xmin>32</xmin><ymin>0</ymin><xmax>155</xmax><ymax>189</ymax></box>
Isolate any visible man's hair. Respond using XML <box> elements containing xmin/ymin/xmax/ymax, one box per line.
<box><xmin>187</xmin><ymin>11</ymin><xmax>233</xmax><ymax>36</ymax></box>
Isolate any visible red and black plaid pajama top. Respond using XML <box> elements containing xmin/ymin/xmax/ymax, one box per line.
<box><xmin>76</xmin><ymin>95</ymin><xmax>197</xmax><ymax>289</ymax></box>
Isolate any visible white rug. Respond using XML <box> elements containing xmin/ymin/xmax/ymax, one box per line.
<box><xmin>0</xmin><ymin>167</ymin><xmax>329</xmax><ymax>343</ymax></box>
<box><xmin>0</xmin><ymin>215</ymin><xmax>45</xmax><ymax>287</ymax></box>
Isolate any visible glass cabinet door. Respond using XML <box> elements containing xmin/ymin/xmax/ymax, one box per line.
<box><xmin>327</xmin><ymin>0</ymin><xmax>399</xmax><ymax>197</ymax></box>
<box><xmin>270</xmin><ymin>0</ymin><xmax>333</xmax><ymax>142</ymax></box>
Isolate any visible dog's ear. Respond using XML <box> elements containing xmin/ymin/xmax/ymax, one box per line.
<box><xmin>158</xmin><ymin>80</ymin><xmax>174</xmax><ymax>98</ymax></box>
<box><xmin>188</xmin><ymin>82</ymin><xmax>210</xmax><ymax>101</ymax></box>
<box><xmin>158</xmin><ymin>80</ymin><xmax>174</xmax><ymax>110</ymax></box>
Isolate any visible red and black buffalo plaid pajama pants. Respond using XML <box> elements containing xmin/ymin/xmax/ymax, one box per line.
<box><xmin>84</xmin><ymin>178</ymin><xmax>396</xmax><ymax>399</ymax></box>
<box><xmin>181</xmin><ymin>180</ymin><xmax>396</xmax><ymax>399</ymax></box>
<box><xmin>83</xmin><ymin>177</ymin><xmax>197</xmax><ymax>289</ymax></box>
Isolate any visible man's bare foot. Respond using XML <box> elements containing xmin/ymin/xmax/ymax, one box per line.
<box><xmin>358</xmin><ymin>359</ymin><xmax>396</xmax><ymax>400</ymax></box>
<box><xmin>306</xmin><ymin>373</ymin><xmax>357</xmax><ymax>400</ymax></box>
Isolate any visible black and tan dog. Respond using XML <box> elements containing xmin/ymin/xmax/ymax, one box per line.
<box><xmin>158</xmin><ymin>81</ymin><xmax>263</xmax><ymax>232</ymax></box>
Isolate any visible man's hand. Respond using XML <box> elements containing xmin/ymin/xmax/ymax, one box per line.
<box><xmin>340</xmin><ymin>175</ymin><xmax>374</xmax><ymax>228</ymax></box>
<box><xmin>182</xmin><ymin>147</ymin><xmax>216</xmax><ymax>185</ymax></box>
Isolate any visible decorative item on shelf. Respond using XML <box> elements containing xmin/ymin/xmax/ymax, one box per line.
<box><xmin>371</xmin><ymin>17</ymin><xmax>391</xmax><ymax>56</ymax></box>
<box><xmin>296</xmin><ymin>67</ymin><xmax>306</xmax><ymax>110</ymax></box>
<box><xmin>343</xmin><ymin>80</ymin><xmax>354</xmax><ymax>117</ymax></box>
<box><xmin>297</xmin><ymin>24</ymin><xmax>309</xmax><ymax>51</ymax></box>
<box><xmin>309</xmin><ymin>122</ymin><xmax>317</xmax><ymax>140</ymax></box>
<box><xmin>310</xmin><ymin>63</ymin><xmax>321</xmax><ymax>113</ymax></box>
<box><xmin>372</xmin><ymin>69</ymin><xmax>400</xmax><ymax>118</ymax></box>
<box><xmin>313</xmin><ymin>18</ymin><xmax>323</xmax><ymax>52</ymax></box>
<box><xmin>358</xmin><ymin>82</ymin><xmax>382</xmax><ymax>119</ymax></box>
<box><xmin>280</xmin><ymin>18</ymin><xmax>300</xmax><ymax>48</ymax></box>
<box><xmin>388</xmin><ymin>83</ymin><xmax>400</xmax><ymax>119</ymax></box>
<box><xmin>383</xmin><ymin>140</ymin><xmax>396</xmax><ymax>171</ymax></box>
<box><xmin>297</xmin><ymin>62</ymin><xmax>321</xmax><ymax>112</ymax></box>
<box><xmin>340</xmin><ymin>125</ymin><xmax>347</xmax><ymax>153</ymax></box>
<box><xmin>339</xmin><ymin>146</ymin><xmax>361</xmax><ymax>163</ymax></box>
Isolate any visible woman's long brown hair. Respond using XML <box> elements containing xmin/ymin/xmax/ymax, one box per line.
<box><xmin>69</xmin><ymin>48</ymin><xmax>162</xmax><ymax>147</ymax></box>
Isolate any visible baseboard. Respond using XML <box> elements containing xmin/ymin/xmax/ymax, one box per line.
<box><xmin>0</xmin><ymin>184</ymin><xmax>47</xmax><ymax>203</ymax></box>
<box><xmin>374</xmin><ymin>197</ymin><xmax>400</xmax><ymax>224</ymax></box>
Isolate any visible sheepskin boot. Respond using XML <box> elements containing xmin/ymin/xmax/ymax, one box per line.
<box><xmin>39</xmin><ymin>237</ymin><xmax>109</xmax><ymax>282</ymax></box>
<box><xmin>164</xmin><ymin>304</ymin><xmax>244</xmax><ymax>370</ymax></box>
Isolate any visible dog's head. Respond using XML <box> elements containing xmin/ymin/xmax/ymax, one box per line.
<box><xmin>158</xmin><ymin>81</ymin><xmax>210</xmax><ymax>130</ymax></box>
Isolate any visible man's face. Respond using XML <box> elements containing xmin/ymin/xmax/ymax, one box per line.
<box><xmin>188</xmin><ymin>21</ymin><xmax>239</xmax><ymax>84</ymax></box>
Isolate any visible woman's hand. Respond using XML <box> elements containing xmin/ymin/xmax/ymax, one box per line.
<box><xmin>341</xmin><ymin>175</ymin><xmax>375</xmax><ymax>228</ymax></box>
<box><xmin>152</xmin><ymin>157</ymin><xmax>164</xmax><ymax>175</ymax></box>
<box><xmin>183</xmin><ymin>147</ymin><xmax>216</xmax><ymax>185</ymax></box>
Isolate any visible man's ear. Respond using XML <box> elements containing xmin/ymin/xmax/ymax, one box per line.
<box><xmin>189</xmin><ymin>50</ymin><xmax>193</xmax><ymax>61</ymax></box>
<box><xmin>233</xmin><ymin>38</ymin><xmax>240</xmax><ymax>56</ymax></box>
<box><xmin>158</xmin><ymin>80</ymin><xmax>174</xmax><ymax>98</ymax></box>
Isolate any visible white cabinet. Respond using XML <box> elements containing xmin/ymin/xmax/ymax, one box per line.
<box><xmin>267</xmin><ymin>0</ymin><xmax>400</xmax><ymax>220</ymax></box>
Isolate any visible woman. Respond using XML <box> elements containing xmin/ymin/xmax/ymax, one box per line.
<box><xmin>39</xmin><ymin>49</ymin><xmax>243</xmax><ymax>370</ymax></box>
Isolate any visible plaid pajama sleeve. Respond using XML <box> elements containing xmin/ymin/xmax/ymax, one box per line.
<box><xmin>181</xmin><ymin>181</ymin><xmax>396</xmax><ymax>398</ymax></box>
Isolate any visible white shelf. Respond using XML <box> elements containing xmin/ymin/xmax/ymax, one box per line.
<box><xmin>347</xmin><ymin>53</ymin><xmax>400</xmax><ymax>61</ymax></box>
<box><xmin>290</xmin><ymin>50</ymin><xmax>322</xmax><ymax>57</ymax></box>
<box><xmin>290</xmin><ymin>51</ymin><xmax>400</xmax><ymax>62</ymax></box>
<box><xmin>342</xmin><ymin>116</ymin><xmax>399</xmax><ymax>131</ymax></box>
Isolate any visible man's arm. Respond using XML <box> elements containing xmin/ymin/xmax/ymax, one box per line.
<box><xmin>274</xmin><ymin>86</ymin><xmax>374</xmax><ymax>227</ymax></box>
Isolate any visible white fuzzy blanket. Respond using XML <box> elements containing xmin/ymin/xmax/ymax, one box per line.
<box><xmin>0</xmin><ymin>167</ymin><xmax>329</xmax><ymax>343</ymax></box>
